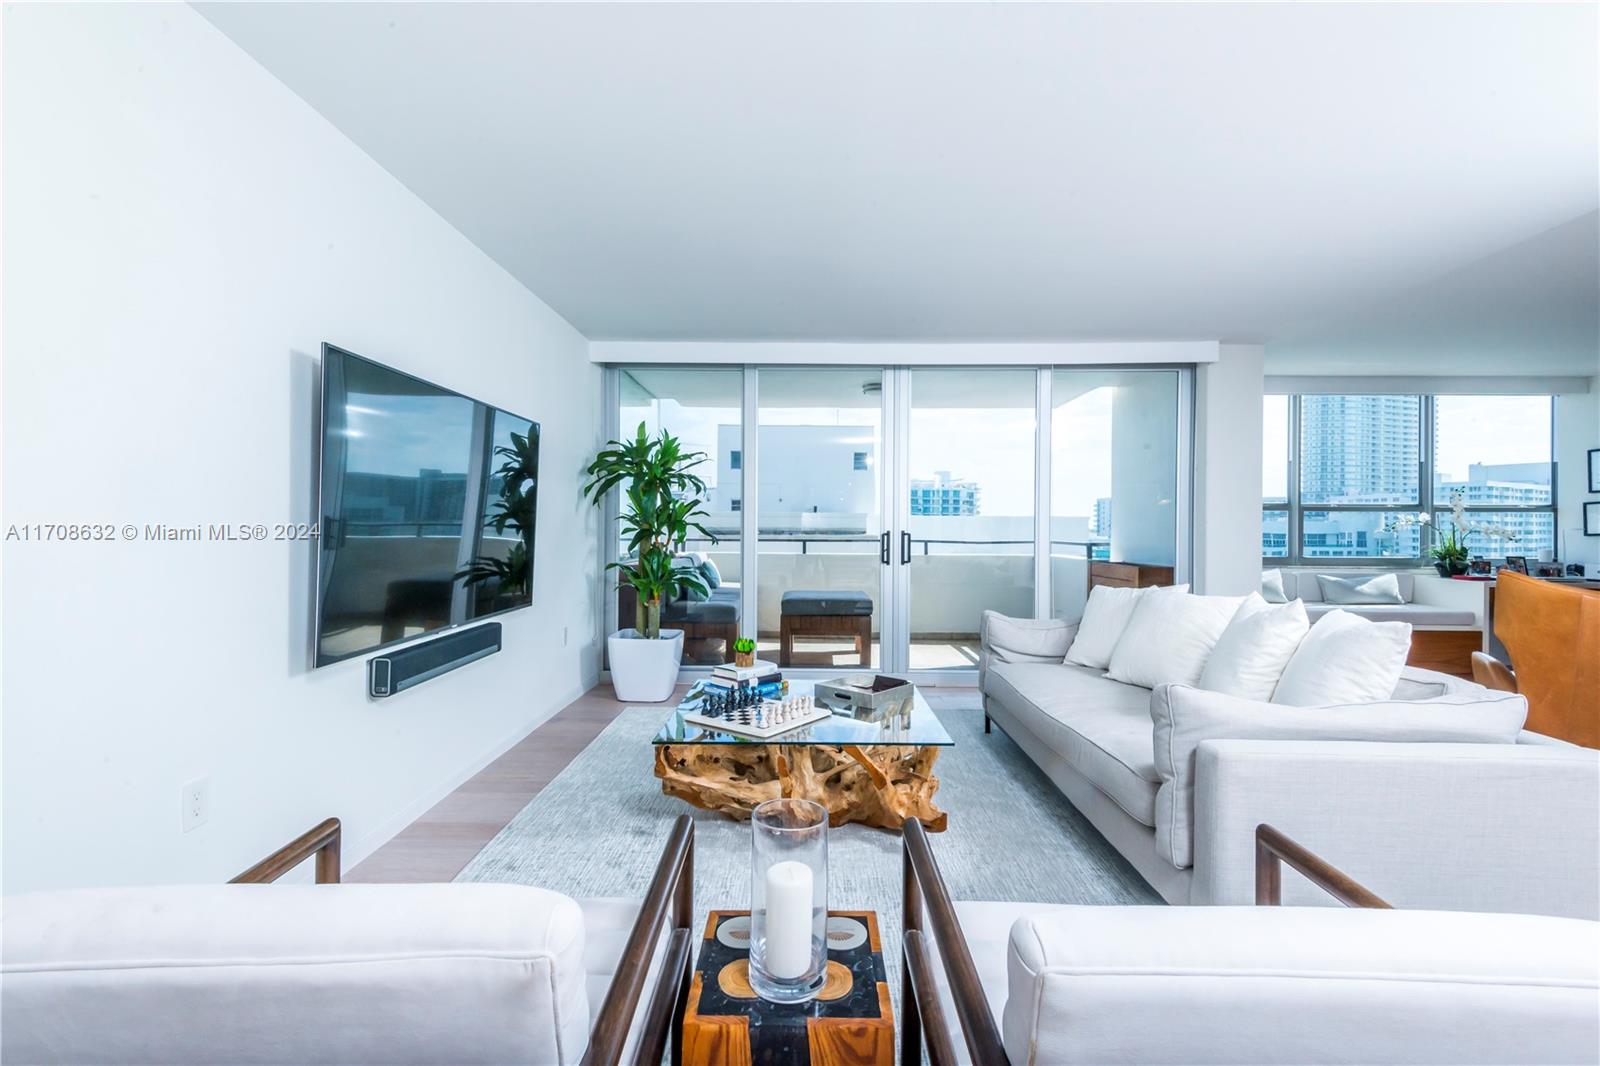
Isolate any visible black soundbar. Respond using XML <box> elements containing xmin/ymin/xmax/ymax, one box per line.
<box><xmin>368</xmin><ymin>622</ymin><xmax>502</xmax><ymax>698</ymax></box>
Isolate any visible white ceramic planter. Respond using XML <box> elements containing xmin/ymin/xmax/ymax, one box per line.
<box><xmin>607</xmin><ymin>628</ymin><xmax>685</xmax><ymax>702</ymax></box>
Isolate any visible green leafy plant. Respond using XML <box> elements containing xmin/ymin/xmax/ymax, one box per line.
<box><xmin>457</xmin><ymin>427</ymin><xmax>539</xmax><ymax>598</ymax></box>
<box><xmin>733</xmin><ymin>637</ymin><xmax>756</xmax><ymax>655</ymax></box>
<box><xmin>583</xmin><ymin>422</ymin><xmax>716</xmax><ymax>639</ymax></box>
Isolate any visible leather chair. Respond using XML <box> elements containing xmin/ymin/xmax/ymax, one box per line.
<box><xmin>900</xmin><ymin>820</ymin><xmax>1599</xmax><ymax>1065</ymax></box>
<box><xmin>1486</xmin><ymin>570</ymin><xmax>1600</xmax><ymax>748</ymax></box>
<box><xmin>2</xmin><ymin>816</ymin><xmax>695</xmax><ymax>1065</ymax></box>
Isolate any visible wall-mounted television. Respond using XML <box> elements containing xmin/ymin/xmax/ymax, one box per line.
<box><xmin>315</xmin><ymin>344</ymin><xmax>538</xmax><ymax>666</ymax></box>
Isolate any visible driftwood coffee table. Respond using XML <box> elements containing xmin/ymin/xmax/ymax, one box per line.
<box><xmin>651</xmin><ymin>681</ymin><xmax>954</xmax><ymax>831</ymax></box>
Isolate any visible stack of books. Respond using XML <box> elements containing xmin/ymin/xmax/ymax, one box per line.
<box><xmin>705</xmin><ymin>659</ymin><xmax>783</xmax><ymax>700</ymax></box>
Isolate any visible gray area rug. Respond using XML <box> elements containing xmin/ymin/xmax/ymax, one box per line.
<box><xmin>458</xmin><ymin>691</ymin><xmax>1161</xmax><ymax>1010</ymax></box>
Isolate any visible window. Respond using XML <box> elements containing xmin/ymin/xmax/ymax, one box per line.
<box><xmin>1264</xmin><ymin>394</ymin><xmax>1555</xmax><ymax>564</ymax></box>
<box><xmin>852</xmin><ymin>451</ymin><xmax>868</xmax><ymax>471</ymax></box>
<box><xmin>730</xmin><ymin>449</ymin><xmax>741</xmax><ymax>470</ymax></box>
<box><xmin>730</xmin><ymin>498</ymin><xmax>741</xmax><ymax>512</ymax></box>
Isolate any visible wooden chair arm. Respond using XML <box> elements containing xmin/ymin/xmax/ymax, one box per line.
<box><xmin>1471</xmin><ymin>651</ymin><xmax>1518</xmax><ymax>693</ymax></box>
<box><xmin>902</xmin><ymin>818</ymin><xmax>1008</xmax><ymax>1066</ymax></box>
<box><xmin>230</xmin><ymin>818</ymin><xmax>342</xmax><ymax>884</ymax></box>
<box><xmin>582</xmin><ymin>813</ymin><xmax>694</xmax><ymax>1066</ymax></box>
<box><xmin>1255</xmin><ymin>824</ymin><xmax>1392</xmax><ymax>909</ymax></box>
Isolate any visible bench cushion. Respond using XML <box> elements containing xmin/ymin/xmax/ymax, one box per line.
<box><xmin>1303</xmin><ymin>603</ymin><xmax>1476</xmax><ymax>626</ymax></box>
<box><xmin>780</xmin><ymin>590</ymin><xmax>873</xmax><ymax>616</ymax></box>
<box><xmin>664</xmin><ymin>587</ymin><xmax>739</xmax><ymax>624</ymax></box>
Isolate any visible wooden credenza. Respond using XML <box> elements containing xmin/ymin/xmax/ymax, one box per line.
<box><xmin>1089</xmin><ymin>561</ymin><xmax>1176</xmax><ymax>591</ymax></box>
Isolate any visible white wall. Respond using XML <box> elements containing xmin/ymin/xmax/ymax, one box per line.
<box><xmin>1557</xmin><ymin>382</ymin><xmax>1600</xmax><ymax>570</ymax></box>
<box><xmin>1194</xmin><ymin>344</ymin><xmax>1267</xmax><ymax>594</ymax></box>
<box><xmin>2</xmin><ymin>4</ymin><xmax>601</xmax><ymax>892</ymax></box>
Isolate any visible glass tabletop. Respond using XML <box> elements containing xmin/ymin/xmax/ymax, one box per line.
<box><xmin>651</xmin><ymin>679</ymin><xmax>954</xmax><ymax>747</ymax></box>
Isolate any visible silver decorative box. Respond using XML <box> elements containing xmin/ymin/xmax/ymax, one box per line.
<box><xmin>813</xmin><ymin>674</ymin><xmax>914</xmax><ymax>721</ymax></box>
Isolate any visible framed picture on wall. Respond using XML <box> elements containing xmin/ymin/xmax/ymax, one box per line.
<box><xmin>1590</xmin><ymin>448</ymin><xmax>1600</xmax><ymax>493</ymax></box>
<box><xmin>1585</xmin><ymin>500</ymin><xmax>1600</xmax><ymax>537</ymax></box>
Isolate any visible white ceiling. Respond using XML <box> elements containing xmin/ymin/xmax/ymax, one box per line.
<box><xmin>199</xmin><ymin>2</ymin><xmax>1597</xmax><ymax>368</ymax></box>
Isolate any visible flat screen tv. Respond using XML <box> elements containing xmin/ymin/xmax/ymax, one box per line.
<box><xmin>315</xmin><ymin>344</ymin><xmax>538</xmax><ymax>666</ymax></box>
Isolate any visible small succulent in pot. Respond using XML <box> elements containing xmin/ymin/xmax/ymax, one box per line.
<box><xmin>733</xmin><ymin>636</ymin><xmax>757</xmax><ymax>668</ymax></box>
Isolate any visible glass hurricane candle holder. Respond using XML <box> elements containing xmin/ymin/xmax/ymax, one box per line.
<box><xmin>748</xmin><ymin>797</ymin><xmax>828</xmax><ymax>1003</ymax></box>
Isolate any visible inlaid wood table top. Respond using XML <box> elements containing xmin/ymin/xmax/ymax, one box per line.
<box><xmin>682</xmin><ymin>909</ymin><xmax>894</xmax><ymax>1066</ymax></box>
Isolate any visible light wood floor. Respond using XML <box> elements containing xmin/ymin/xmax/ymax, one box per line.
<box><xmin>349</xmin><ymin>680</ymin><xmax>974</xmax><ymax>883</ymax></box>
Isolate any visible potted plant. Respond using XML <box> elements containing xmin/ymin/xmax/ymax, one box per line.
<box><xmin>584</xmin><ymin>423</ymin><xmax>715</xmax><ymax>701</ymax></box>
<box><xmin>1387</xmin><ymin>493</ymin><xmax>1518</xmax><ymax>577</ymax></box>
<box><xmin>733</xmin><ymin>636</ymin><xmax>757</xmax><ymax>669</ymax></box>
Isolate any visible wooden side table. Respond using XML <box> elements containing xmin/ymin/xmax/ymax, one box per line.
<box><xmin>681</xmin><ymin>910</ymin><xmax>894</xmax><ymax>1066</ymax></box>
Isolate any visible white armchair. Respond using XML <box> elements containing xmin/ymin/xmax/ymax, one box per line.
<box><xmin>1</xmin><ymin>816</ymin><xmax>694</xmax><ymax>1065</ymax></box>
<box><xmin>901</xmin><ymin>821</ymin><xmax>1600</xmax><ymax>1066</ymax></box>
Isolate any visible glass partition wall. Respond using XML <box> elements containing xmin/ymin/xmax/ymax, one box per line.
<box><xmin>1050</xmin><ymin>371</ymin><xmax>1180</xmax><ymax>622</ymax></box>
<box><xmin>605</xmin><ymin>365</ymin><xmax>1191</xmax><ymax>677</ymax></box>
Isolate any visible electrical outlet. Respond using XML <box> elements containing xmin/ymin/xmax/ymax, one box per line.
<box><xmin>181</xmin><ymin>777</ymin><xmax>210</xmax><ymax>832</ymax></box>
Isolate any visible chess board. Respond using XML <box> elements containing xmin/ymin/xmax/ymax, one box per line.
<box><xmin>681</xmin><ymin>700</ymin><xmax>835</xmax><ymax>739</ymax></box>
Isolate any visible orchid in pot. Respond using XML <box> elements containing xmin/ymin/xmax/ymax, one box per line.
<box><xmin>1385</xmin><ymin>492</ymin><xmax>1518</xmax><ymax>577</ymax></box>
<box><xmin>583</xmin><ymin>423</ymin><xmax>716</xmax><ymax>701</ymax></box>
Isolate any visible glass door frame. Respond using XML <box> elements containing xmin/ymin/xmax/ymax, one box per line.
<box><xmin>600</xmin><ymin>364</ymin><xmax>1194</xmax><ymax>684</ymax></box>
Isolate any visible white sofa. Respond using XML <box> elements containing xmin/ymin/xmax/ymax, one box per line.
<box><xmin>979</xmin><ymin>612</ymin><xmax>1600</xmax><ymax>917</ymax></box>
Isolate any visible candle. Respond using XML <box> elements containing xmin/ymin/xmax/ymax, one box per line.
<box><xmin>761</xmin><ymin>860</ymin><xmax>814</xmax><ymax>979</ymax></box>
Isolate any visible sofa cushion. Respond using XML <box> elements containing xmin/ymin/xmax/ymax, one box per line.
<box><xmin>1273</xmin><ymin>609</ymin><xmax>1411</xmax><ymax>706</ymax></box>
<box><xmin>1197</xmin><ymin>594</ymin><xmax>1309</xmax><ymax>701</ymax></box>
<box><xmin>1303</xmin><ymin>602</ymin><xmax>1476</xmax><ymax>626</ymax></box>
<box><xmin>1260</xmin><ymin>568</ymin><xmax>1289</xmax><ymax>603</ymax></box>
<box><xmin>1317</xmin><ymin>572</ymin><xmax>1406</xmax><ymax>605</ymax></box>
<box><xmin>1066</xmin><ymin>584</ymin><xmax>1184</xmax><ymax>670</ymax></box>
<box><xmin>779</xmin><ymin>590</ymin><xmax>872</xmax><ymax>616</ymax></box>
<box><xmin>1106</xmin><ymin>588</ymin><xmax>1243</xmax><ymax>689</ymax></box>
<box><xmin>984</xmin><ymin>662</ymin><xmax>1159</xmax><ymax>826</ymax></box>
<box><xmin>1150</xmin><ymin>683</ymin><xmax>1529</xmax><ymax>868</ymax></box>
<box><xmin>1</xmin><ymin>883</ymin><xmax>594</xmax><ymax>1065</ymax></box>
<box><xmin>999</xmin><ymin>905</ymin><xmax>1600</xmax><ymax>1066</ymax></box>
<box><xmin>981</xmin><ymin>610</ymin><xmax>1074</xmax><ymax>665</ymax></box>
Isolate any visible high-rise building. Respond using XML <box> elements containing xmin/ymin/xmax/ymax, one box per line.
<box><xmin>1092</xmin><ymin>497</ymin><xmax>1112</xmax><ymax>538</ymax></box>
<box><xmin>910</xmin><ymin>471</ymin><xmax>979</xmax><ymax>516</ymax></box>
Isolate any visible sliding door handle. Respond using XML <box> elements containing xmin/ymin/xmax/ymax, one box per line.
<box><xmin>880</xmin><ymin>531</ymin><xmax>891</xmax><ymax>565</ymax></box>
<box><xmin>901</xmin><ymin>531</ymin><xmax>912</xmax><ymax>565</ymax></box>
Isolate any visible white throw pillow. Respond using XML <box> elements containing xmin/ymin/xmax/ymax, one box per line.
<box><xmin>982</xmin><ymin>610</ymin><xmax>1075</xmax><ymax>665</ymax></box>
<box><xmin>1197</xmin><ymin>594</ymin><xmax>1310</xmax><ymax>701</ymax></box>
<box><xmin>1317</xmin><ymin>572</ymin><xmax>1405</xmax><ymax>605</ymax></box>
<box><xmin>1260</xmin><ymin>568</ymin><xmax>1289</xmax><ymax>604</ymax></box>
<box><xmin>1271</xmin><ymin>609</ymin><xmax>1412</xmax><ymax>706</ymax></box>
<box><xmin>1065</xmin><ymin>584</ymin><xmax>1186</xmax><ymax>669</ymax></box>
<box><xmin>1105</xmin><ymin>587</ymin><xmax>1244</xmax><ymax>689</ymax></box>
<box><xmin>1149</xmin><ymin>683</ymin><xmax>1529</xmax><ymax>868</ymax></box>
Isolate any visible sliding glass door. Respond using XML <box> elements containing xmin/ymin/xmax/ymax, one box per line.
<box><xmin>605</xmin><ymin>364</ymin><xmax>1188</xmax><ymax>678</ymax></box>
<box><xmin>902</xmin><ymin>370</ymin><xmax>1037</xmax><ymax>670</ymax></box>
<box><xmin>755</xmin><ymin>369</ymin><xmax>886</xmax><ymax>669</ymax></box>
